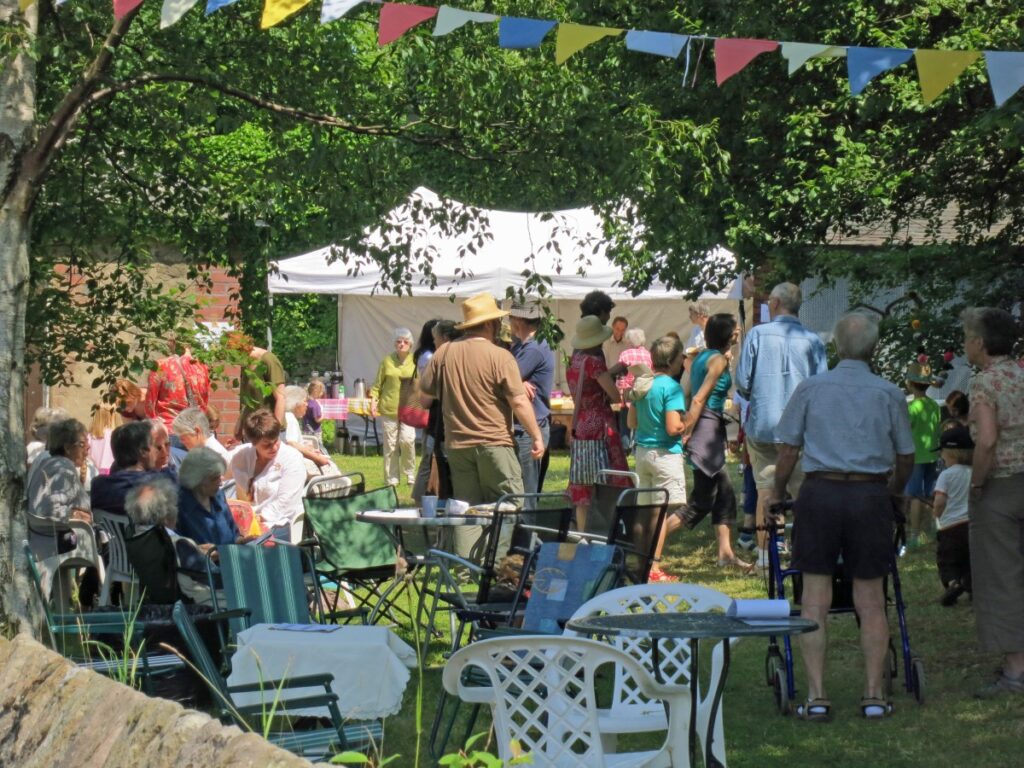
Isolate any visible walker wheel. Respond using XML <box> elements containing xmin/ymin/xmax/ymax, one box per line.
<box><xmin>773</xmin><ymin>667</ymin><xmax>790</xmax><ymax>715</ymax></box>
<box><xmin>765</xmin><ymin>651</ymin><xmax>781</xmax><ymax>687</ymax></box>
<box><xmin>911</xmin><ymin>657</ymin><xmax>926</xmax><ymax>705</ymax></box>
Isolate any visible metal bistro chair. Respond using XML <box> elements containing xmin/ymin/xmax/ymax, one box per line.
<box><xmin>93</xmin><ymin>508</ymin><xmax>138</xmax><ymax>606</ymax></box>
<box><xmin>564</xmin><ymin>583</ymin><xmax>736</xmax><ymax>767</ymax></box>
<box><xmin>170</xmin><ymin>601</ymin><xmax>381</xmax><ymax>762</ymax></box>
<box><xmin>585</xmin><ymin>471</ymin><xmax>669</xmax><ymax>584</ymax></box>
<box><xmin>443</xmin><ymin>636</ymin><xmax>686</xmax><ymax>768</ymax></box>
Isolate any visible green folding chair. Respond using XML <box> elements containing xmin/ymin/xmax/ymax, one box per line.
<box><xmin>210</xmin><ymin>542</ymin><xmax>365</xmax><ymax>644</ymax></box>
<box><xmin>23</xmin><ymin>543</ymin><xmax>184</xmax><ymax>690</ymax></box>
<box><xmin>303</xmin><ymin>486</ymin><xmax>412</xmax><ymax>624</ymax></box>
<box><xmin>170</xmin><ymin>601</ymin><xmax>381</xmax><ymax>762</ymax></box>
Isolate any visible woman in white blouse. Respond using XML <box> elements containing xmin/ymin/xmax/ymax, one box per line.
<box><xmin>283</xmin><ymin>385</ymin><xmax>332</xmax><ymax>470</ymax></box>
<box><xmin>229</xmin><ymin>409</ymin><xmax>306</xmax><ymax>541</ymax></box>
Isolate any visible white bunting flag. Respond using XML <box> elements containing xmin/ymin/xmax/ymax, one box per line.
<box><xmin>161</xmin><ymin>0</ymin><xmax>201</xmax><ymax>28</ymax></box>
<box><xmin>780</xmin><ymin>42</ymin><xmax>845</xmax><ymax>75</ymax></box>
<box><xmin>433</xmin><ymin>6</ymin><xmax>497</xmax><ymax>37</ymax></box>
<box><xmin>321</xmin><ymin>0</ymin><xmax>363</xmax><ymax>24</ymax></box>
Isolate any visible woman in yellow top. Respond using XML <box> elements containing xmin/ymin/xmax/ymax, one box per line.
<box><xmin>370</xmin><ymin>327</ymin><xmax>418</xmax><ymax>487</ymax></box>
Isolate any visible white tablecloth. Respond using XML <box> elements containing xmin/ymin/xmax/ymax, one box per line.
<box><xmin>227</xmin><ymin>624</ymin><xmax>417</xmax><ymax>719</ymax></box>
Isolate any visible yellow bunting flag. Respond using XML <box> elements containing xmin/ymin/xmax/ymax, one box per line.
<box><xmin>555</xmin><ymin>23</ymin><xmax>622</xmax><ymax>65</ymax></box>
<box><xmin>915</xmin><ymin>49</ymin><xmax>981</xmax><ymax>104</ymax></box>
<box><xmin>261</xmin><ymin>0</ymin><xmax>312</xmax><ymax>29</ymax></box>
<box><xmin>19</xmin><ymin>0</ymin><xmax>35</xmax><ymax>11</ymax></box>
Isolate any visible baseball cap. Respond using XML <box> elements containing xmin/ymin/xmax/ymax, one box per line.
<box><xmin>933</xmin><ymin>424</ymin><xmax>974</xmax><ymax>451</ymax></box>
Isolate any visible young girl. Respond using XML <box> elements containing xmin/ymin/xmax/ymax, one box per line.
<box><xmin>87</xmin><ymin>402</ymin><xmax>122</xmax><ymax>475</ymax></box>
<box><xmin>932</xmin><ymin>424</ymin><xmax>973</xmax><ymax>606</ymax></box>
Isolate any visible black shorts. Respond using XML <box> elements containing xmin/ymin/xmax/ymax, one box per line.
<box><xmin>791</xmin><ymin>476</ymin><xmax>894</xmax><ymax>580</ymax></box>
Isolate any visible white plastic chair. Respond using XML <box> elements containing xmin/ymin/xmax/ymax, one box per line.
<box><xmin>442</xmin><ymin>635</ymin><xmax>686</xmax><ymax>768</ymax></box>
<box><xmin>564</xmin><ymin>583</ymin><xmax>736</xmax><ymax>767</ymax></box>
<box><xmin>25</xmin><ymin>509</ymin><xmax>105</xmax><ymax>610</ymax></box>
<box><xmin>93</xmin><ymin>508</ymin><xmax>137</xmax><ymax>606</ymax></box>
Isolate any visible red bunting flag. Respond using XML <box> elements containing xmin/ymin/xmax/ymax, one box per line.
<box><xmin>715</xmin><ymin>38</ymin><xmax>780</xmax><ymax>85</ymax></box>
<box><xmin>378</xmin><ymin>3</ymin><xmax>439</xmax><ymax>46</ymax></box>
<box><xmin>113</xmin><ymin>0</ymin><xmax>143</xmax><ymax>20</ymax></box>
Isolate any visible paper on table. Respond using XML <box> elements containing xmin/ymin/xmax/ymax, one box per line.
<box><xmin>387</xmin><ymin>508</ymin><xmax>421</xmax><ymax>520</ymax></box>
<box><xmin>728</xmin><ymin>599</ymin><xmax>791</xmax><ymax>620</ymax></box>
<box><xmin>446</xmin><ymin>499</ymin><xmax>470</xmax><ymax>516</ymax></box>
<box><xmin>267</xmin><ymin>623</ymin><xmax>342</xmax><ymax>633</ymax></box>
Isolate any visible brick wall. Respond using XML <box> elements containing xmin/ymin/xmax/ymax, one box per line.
<box><xmin>24</xmin><ymin>266</ymin><xmax>244</xmax><ymax>439</ymax></box>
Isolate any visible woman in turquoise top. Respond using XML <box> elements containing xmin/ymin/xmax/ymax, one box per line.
<box><xmin>682</xmin><ymin>313</ymin><xmax>751</xmax><ymax>571</ymax></box>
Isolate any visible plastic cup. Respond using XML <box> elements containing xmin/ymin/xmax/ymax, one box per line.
<box><xmin>421</xmin><ymin>496</ymin><xmax>438</xmax><ymax>518</ymax></box>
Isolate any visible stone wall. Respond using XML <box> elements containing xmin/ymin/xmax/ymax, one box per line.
<box><xmin>0</xmin><ymin>634</ymin><xmax>311</xmax><ymax>767</ymax></box>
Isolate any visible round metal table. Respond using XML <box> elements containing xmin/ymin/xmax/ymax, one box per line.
<box><xmin>567</xmin><ymin>611</ymin><xmax>817</xmax><ymax>768</ymax></box>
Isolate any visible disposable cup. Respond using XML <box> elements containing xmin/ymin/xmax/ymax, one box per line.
<box><xmin>421</xmin><ymin>496</ymin><xmax>438</xmax><ymax>518</ymax></box>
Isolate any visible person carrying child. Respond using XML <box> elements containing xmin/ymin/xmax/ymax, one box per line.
<box><xmin>904</xmin><ymin>362</ymin><xmax>942</xmax><ymax>547</ymax></box>
<box><xmin>932</xmin><ymin>424</ymin><xmax>973</xmax><ymax>606</ymax></box>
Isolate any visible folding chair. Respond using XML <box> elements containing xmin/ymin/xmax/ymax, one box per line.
<box><xmin>23</xmin><ymin>543</ymin><xmax>184</xmax><ymax>691</ymax></box>
<box><xmin>170</xmin><ymin>601</ymin><xmax>381</xmax><ymax>762</ymax></box>
<box><xmin>429</xmin><ymin>539</ymin><xmax>625</xmax><ymax>759</ymax></box>
<box><xmin>428</xmin><ymin>493</ymin><xmax>572</xmax><ymax>651</ymax></box>
<box><xmin>564</xmin><ymin>583</ymin><xmax>736</xmax><ymax>766</ymax></box>
<box><xmin>93</xmin><ymin>509</ymin><xmax>138</xmax><ymax>606</ymax></box>
<box><xmin>210</xmin><ymin>542</ymin><xmax>365</xmax><ymax>646</ymax></box>
<box><xmin>442</xmin><ymin>636</ymin><xmax>685</xmax><ymax>768</ymax></box>
<box><xmin>302</xmin><ymin>485</ymin><xmax>410</xmax><ymax>624</ymax></box>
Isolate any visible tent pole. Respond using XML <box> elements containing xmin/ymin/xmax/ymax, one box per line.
<box><xmin>266</xmin><ymin>293</ymin><xmax>273</xmax><ymax>351</ymax></box>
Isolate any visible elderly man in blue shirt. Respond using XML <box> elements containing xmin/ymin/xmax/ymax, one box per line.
<box><xmin>768</xmin><ymin>312</ymin><xmax>914</xmax><ymax>721</ymax></box>
<box><xmin>736</xmin><ymin>282</ymin><xmax>828</xmax><ymax>565</ymax></box>
<box><xmin>510</xmin><ymin>298</ymin><xmax>555</xmax><ymax>510</ymax></box>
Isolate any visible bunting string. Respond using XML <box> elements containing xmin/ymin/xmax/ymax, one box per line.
<box><xmin>36</xmin><ymin>0</ymin><xmax>1024</xmax><ymax>108</ymax></box>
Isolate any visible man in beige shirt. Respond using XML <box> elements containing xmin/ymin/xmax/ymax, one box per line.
<box><xmin>602</xmin><ymin>315</ymin><xmax>630</xmax><ymax>369</ymax></box>
<box><xmin>420</xmin><ymin>293</ymin><xmax>544</xmax><ymax>504</ymax></box>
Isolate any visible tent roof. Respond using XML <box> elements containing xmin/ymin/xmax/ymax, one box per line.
<box><xmin>268</xmin><ymin>188</ymin><xmax>740</xmax><ymax>300</ymax></box>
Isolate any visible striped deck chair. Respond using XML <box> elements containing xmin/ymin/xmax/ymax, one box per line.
<box><xmin>171</xmin><ymin>601</ymin><xmax>381</xmax><ymax>762</ymax></box>
<box><xmin>210</xmin><ymin>543</ymin><xmax>364</xmax><ymax>647</ymax></box>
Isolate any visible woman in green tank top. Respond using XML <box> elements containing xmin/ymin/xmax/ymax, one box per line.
<box><xmin>682</xmin><ymin>313</ymin><xmax>752</xmax><ymax>572</ymax></box>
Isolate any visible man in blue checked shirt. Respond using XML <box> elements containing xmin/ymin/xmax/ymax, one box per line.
<box><xmin>735</xmin><ymin>282</ymin><xmax>828</xmax><ymax>568</ymax></box>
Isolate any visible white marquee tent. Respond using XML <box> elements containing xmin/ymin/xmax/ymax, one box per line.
<box><xmin>268</xmin><ymin>188</ymin><xmax>746</xmax><ymax>388</ymax></box>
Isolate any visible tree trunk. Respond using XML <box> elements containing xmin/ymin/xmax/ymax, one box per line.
<box><xmin>0</xmin><ymin>0</ymin><xmax>38</xmax><ymax>634</ymax></box>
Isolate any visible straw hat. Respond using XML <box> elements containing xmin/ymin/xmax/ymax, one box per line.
<box><xmin>905</xmin><ymin>361</ymin><xmax>933</xmax><ymax>385</ymax></box>
<box><xmin>571</xmin><ymin>315</ymin><xmax>613</xmax><ymax>349</ymax></box>
<box><xmin>455</xmin><ymin>292</ymin><xmax>509</xmax><ymax>330</ymax></box>
<box><xmin>509</xmin><ymin>296</ymin><xmax>544</xmax><ymax>320</ymax></box>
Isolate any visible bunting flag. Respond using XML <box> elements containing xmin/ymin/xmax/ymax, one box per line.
<box><xmin>19</xmin><ymin>0</ymin><xmax>34</xmax><ymax>11</ymax></box>
<box><xmin>206</xmin><ymin>0</ymin><xmax>239</xmax><ymax>14</ymax></box>
<box><xmin>715</xmin><ymin>38</ymin><xmax>780</xmax><ymax>85</ymax></box>
<box><xmin>624</xmin><ymin>30</ymin><xmax>688</xmax><ymax>59</ymax></box>
<box><xmin>262</xmin><ymin>0</ymin><xmax>310</xmax><ymax>28</ymax></box>
<box><xmin>983</xmin><ymin>51</ymin><xmax>1024</xmax><ymax>107</ymax></box>
<box><xmin>378</xmin><ymin>3</ymin><xmax>438</xmax><ymax>46</ymax></box>
<box><xmin>161</xmin><ymin>0</ymin><xmax>200</xmax><ymax>28</ymax></box>
<box><xmin>114</xmin><ymin>0</ymin><xmax>143</xmax><ymax>19</ymax></box>
<box><xmin>914</xmin><ymin>49</ymin><xmax>980</xmax><ymax>104</ymax></box>
<box><xmin>498</xmin><ymin>17</ymin><xmax>557</xmax><ymax>49</ymax></box>
<box><xmin>555</xmin><ymin>23</ymin><xmax>622</xmax><ymax>65</ymax></box>
<box><xmin>432</xmin><ymin>6</ymin><xmax>497</xmax><ymax>37</ymax></box>
<box><xmin>847</xmin><ymin>46</ymin><xmax>914</xmax><ymax>95</ymax></box>
<box><xmin>780</xmin><ymin>42</ymin><xmax>845</xmax><ymax>75</ymax></box>
<box><xmin>321</xmin><ymin>0</ymin><xmax>362</xmax><ymax>24</ymax></box>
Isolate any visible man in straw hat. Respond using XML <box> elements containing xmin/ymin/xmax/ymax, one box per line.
<box><xmin>420</xmin><ymin>293</ymin><xmax>545</xmax><ymax>505</ymax></box>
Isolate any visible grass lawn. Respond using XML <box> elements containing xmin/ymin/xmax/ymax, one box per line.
<box><xmin>328</xmin><ymin>448</ymin><xmax>1024</xmax><ymax>767</ymax></box>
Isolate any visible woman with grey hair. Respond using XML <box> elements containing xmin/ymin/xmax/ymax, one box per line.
<box><xmin>27</xmin><ymin>406</ymin><xmax>70</xmax><ymax>467</ymax></box>
<box><xmin>282</xmin><ymin>384</ymin><xmax>332</xmax><ymax>470</ymax></box>
<box><xmin>369</xmin><ymin>326</ymin><xmax>417</xmax><ymax>487</ymax></box>
<box><xmin>962</xmin><ymin>307</ymin><xmax>1024</xmax><ymax>698</ymax></box>
<box><xmin>177</xmin><ymin>446</ymin><xmax>240</xmax><ymax>546</ymax></box>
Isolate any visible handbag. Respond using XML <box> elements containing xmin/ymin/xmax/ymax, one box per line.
<box><xmin>398</xmin><ymin>373</ymin><xmax>429</xmax><ymax>428</ymax></box>
<box><xmin>425</xmin><ymin>355</ymin><xmax>453</xmax><ymax>498</ymax></box>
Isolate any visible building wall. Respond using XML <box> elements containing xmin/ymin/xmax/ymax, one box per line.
<box><xmin>24</xmin><ymin>266</ymin><xmax>243</xmax><ymax>440</ymax></box>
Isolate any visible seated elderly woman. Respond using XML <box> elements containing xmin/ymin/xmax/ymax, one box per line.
<box><xmin>229</xmin><ymin>409</ymin><xmax>306</xmax><ymax>541</ymax></box>
<box><xmin>125</xmin><ymin>477</ymin><xmax>220</xmax><ymax>606</ymax></box>
<box><xmin>177</xmin><ymin>446</ymin><xmax>241</xmax><ymax>546</ymax></box>
<box><xmin>26</xmin><ymin>418</ymin><xmax>94</xmax><ymax>605</ymax></box>
<box><xmin>26</xmin><ymin>406</ymin><xmax>70</xmax><ymax>469</ymax></box>
<box><xmin>172</xmin><ymin>406</ymin><xmax>234</xmax><ymax>462</ymax></box>
<box><xmin>282</xmin><ymin>385</ymin><xmax>333</xmax><ymax>471</ymax></box>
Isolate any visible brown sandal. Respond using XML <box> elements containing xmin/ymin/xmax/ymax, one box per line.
<box><xmin>860</xmin><ymin>697</ymin><xmax>893</xmax><ymax>718</ymax></box>
<box><xmin>795</xmin><ymin>697</ymin><xmax>832</xmax><ymax>721</ymax></box>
